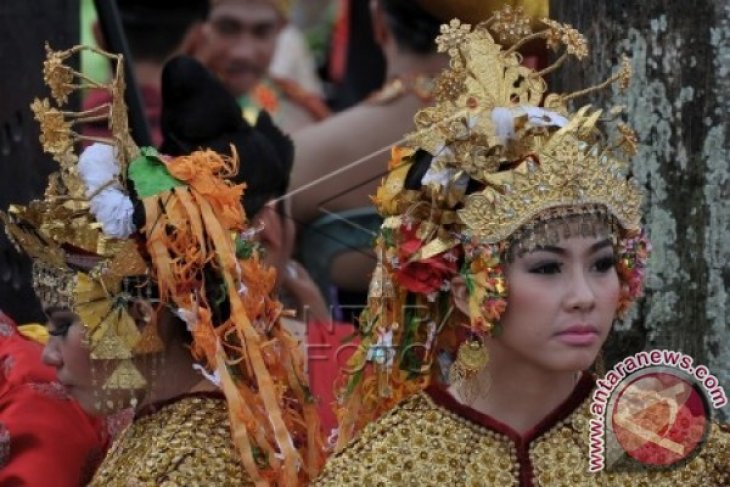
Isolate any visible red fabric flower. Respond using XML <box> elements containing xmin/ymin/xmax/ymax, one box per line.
<box><xmin>394</xmin><ymin>225</ymin><xmax>458</xmax><ymax>294</ymax></box>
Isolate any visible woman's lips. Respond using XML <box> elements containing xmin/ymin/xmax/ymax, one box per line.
<box><xmin>555</xmin><ymin>325</ymin><xmax>599</xmax><ymax>346</ymax></box>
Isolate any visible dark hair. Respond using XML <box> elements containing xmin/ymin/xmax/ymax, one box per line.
<box><xmin>159</xmin><ymin>56</ymin><xmax>294</xmax><ymax>218</ymax></box>
<box><xmin>117</xmin><ymin>0</ymin><xmax>209</xmax><ymax>63</ymax></box>
<box><xmin>380</xmin><ymin>0</ymin><xmax>442</xmax><ymax>55</ymax></box>
<box><xmin>231</xmin><ymin>112</ymin><xmax>293</xmax><ymax>217</ymax></box>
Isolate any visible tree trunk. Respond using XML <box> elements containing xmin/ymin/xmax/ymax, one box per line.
<box><xmin>550</xmin><ymin>0</ymin><xmax>730</xmax><ymax>418</ymax></box>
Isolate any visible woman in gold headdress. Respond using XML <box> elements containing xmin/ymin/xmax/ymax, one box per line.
<box><xmin>1</xmin><ymin>47</ymin><xmax>323</xmax><ymax>485</ymax></box>
<box><xmin>314</xmin><ymin>10</ymin><xmax>729</xmax><ymax>487</ymax></box>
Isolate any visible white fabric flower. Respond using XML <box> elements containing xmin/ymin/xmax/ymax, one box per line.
<box><xmin>491</xmin><ymin>107</ymin><xmax>517</xmax><ymax>144</ymax></box>
<box><xmin>78</xmin><ymin>143</ymin><xmax>120</xmax><ymax>194</ymax></box>
<box><xmin>491</xmin><ymin>106</ymin><xmax>568</xmax><ymax>145</ymax></box>
<box><xmin>523</xmin><ymin>106</ymin><xmax>569</xmax><ymax>127</ymax></box>
<box><xmin>88</xmin><ymin>187</ymin><xmax>135</xmax><ymax>238</ymax></box>
<box><xmin>422</xmin><ymin>144</ymin><xmax>457</xmax><ymax>187</ymax></box>
<box><xmin>77</xmin><ymin>143</ymin><xmax>136</xmax><ymax>238</ymax></box>
<box><xmin>422</xmin><ymin>166</ymin><xmax>456</xmax><ymax>187</ymax></box>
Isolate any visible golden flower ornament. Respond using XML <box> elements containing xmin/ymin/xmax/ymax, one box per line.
<box><xmin>43</xmin><ymin>44</ymin><xmax>75</xmax><ymax>104</ymax></box>
<box><xmin>491</xmin><ymin>5</ymin><xmax>532</xmax><ymax>44</ymax></box>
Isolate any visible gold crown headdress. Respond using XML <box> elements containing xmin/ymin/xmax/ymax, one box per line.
<box><xmin>1</xmin><ymin>45</ymin><xmax>323</xmax><ymax>484</ymax></box>
<box><xmin>335</xmin><ymin>9</ymin><xmax>650</xmax><ymax>448</ymax></box>
<box><xmin>398</xmin><ymin>17</ymin><xmax>639</xmax><ymax>242</ymax></box>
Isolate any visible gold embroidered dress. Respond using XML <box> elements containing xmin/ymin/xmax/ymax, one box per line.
<box><xmin>90</xmin><ymin>393</ymin><xmax>250</xmax><ymax>486</ymax></box>
<box><xmin>316</xmin><ymin>374</ymin><xmax>730</xmax><ymax>486</ymax></box>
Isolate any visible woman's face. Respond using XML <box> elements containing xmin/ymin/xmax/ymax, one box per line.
<box><xmin>494</xmin><ymin>235</ymin><xmax>620</xmax><ymax>372</ymax></box>
<box><xmin>41</xmin><ymin>308</ymin><xmax>97</xmax><ymax>413</ymax></box>
<box><xmin>41</xmin><ymin>308</ymin><xmax>136</xmax><ymax>415</ymax></box>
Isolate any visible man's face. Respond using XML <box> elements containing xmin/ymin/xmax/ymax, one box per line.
<box><xmin>197</xmin><ymin>0</ymin><xmax>282</xmax><ymax>97</ymax></box>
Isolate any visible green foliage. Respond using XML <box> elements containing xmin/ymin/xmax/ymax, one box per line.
<box><xmin>127</xmin><ymin>147</ymin><xmax>184</xmax><ymax>198</ymax></box>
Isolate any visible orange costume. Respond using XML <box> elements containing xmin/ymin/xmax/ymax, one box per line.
<box><xmin>241</xmin><ymin>76</ymin><xmax>330</xmax><ymax>129</ymax></box>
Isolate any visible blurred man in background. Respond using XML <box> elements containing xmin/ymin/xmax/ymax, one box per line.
<box><xmin>194</xmin><ymin>0</ymin><xmax>330</xmax><ymax>133</ymax></box>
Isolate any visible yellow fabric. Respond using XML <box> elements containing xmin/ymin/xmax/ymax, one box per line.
<box><xmin>18</xmin><ymin>324</ymin><xmax>49</xmax><ymax>345</ymax></box>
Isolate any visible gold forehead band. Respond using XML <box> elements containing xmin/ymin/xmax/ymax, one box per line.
<box><xmin>32</xmin><ymin>260</ymin><xmax>77</xmax><ymax>310</ymax></box>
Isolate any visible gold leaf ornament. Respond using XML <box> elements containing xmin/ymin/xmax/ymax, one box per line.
<box><xmin>74</xmin><ymin>272</ymin><xmax>141</xmax><ymax>354</ymax></box>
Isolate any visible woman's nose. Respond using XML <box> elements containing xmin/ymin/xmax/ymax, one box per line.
<box><xmin>41</xmin><ymin>338</ymin><xmax>62</xmax><ymax>368</ymax></box>
<box><xmin>564</xmin><ymin>270</ymin><xmax>596</xmax><ymax>311</ymax></box>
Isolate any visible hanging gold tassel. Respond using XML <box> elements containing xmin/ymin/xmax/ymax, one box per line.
<box><xmin>91</xmin><ymin>330</ymin><xmax>132</xmax><ymax>360</ymax></box>
<box><xmin>102</xmin><ymin>358</ymin><xmax>147</xmax><ymax>390</ymax></box>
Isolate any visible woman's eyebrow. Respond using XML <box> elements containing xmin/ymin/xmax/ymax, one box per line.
<box><xmin>589</xmin><ymin>238</ymin><xmax>613</xmax><ymax>253</ymax></box>
<box><xmin>530</xmin><ymin>238</ymin><xmax>613</xmax><ymax>256</ymax></box>
<box><xmin>531</xmin><ymin>245</ymin><xmax>565</xmax><ymax>255</ymax></box>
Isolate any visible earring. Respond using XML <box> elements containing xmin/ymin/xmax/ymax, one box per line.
<box><xmin>449</xmin><ymin>338</ymin><xmax>490</xmax><ymax>405</ymax></box>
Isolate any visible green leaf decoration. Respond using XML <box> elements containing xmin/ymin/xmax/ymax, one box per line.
<box><xmin>235</xmin><ymin>236</ymin><xmax>256</xmax><ymax>259</ymax></box>
<box><xmin>127</xmin><ymin>146</ymin><xmax>184</xmax><ymax>197</ymax></box>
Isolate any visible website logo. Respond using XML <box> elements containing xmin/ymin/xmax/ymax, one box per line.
<box><xmin>588</xmin><ymin>350</ymin><xmax>727</xmax><ymax>472</ymax></box>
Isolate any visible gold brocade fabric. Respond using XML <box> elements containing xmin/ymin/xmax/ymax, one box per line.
<box><xmin>89</xmin><ymin>394</ymin><xmax>251</xmax><ymax>486</ymax></box>
<box><xmin>315</xmin><ymin>391</ymin><xmax>730</xmax><ymax>486</ymax></box>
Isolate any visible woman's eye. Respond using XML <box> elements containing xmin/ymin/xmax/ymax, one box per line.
<box><xmin>48</xmin><ymin>320</ymin><xmax>72</xmax><ymax>337</ymax></box>
<box><xmin>593</xmin><ymin>256</ymin><xmax>616</xmax><ymax>273</ymax></box>
<box><xmin>529</xmin><ymin>262</ymin><xmax>563</xmax><ymax>274</ymax></box>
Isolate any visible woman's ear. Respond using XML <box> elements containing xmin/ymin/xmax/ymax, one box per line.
<box><xmin>451</xmin><ymin>275</ymin><xmax>469</xmax><ymax>317</ymax></box>
<box><xmin>128</xmin><ymin>299</ymin><xmax>154</xmax><ymax>331</ymax></box>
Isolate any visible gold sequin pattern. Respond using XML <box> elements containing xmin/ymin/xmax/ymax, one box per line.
<box><xmin>317</xmin><ymin>391</ymin><xmax>730</xmax><ymax>486</ymax></box>
<box><xmin>89</xmin><ymin>395</ymin><xmax>251</xmax><ymax>486</ymax></box>
<box><xmin>314</xmin><ymin>393</ymin><xmax>518</xmax><ymax>486</ymax></box>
